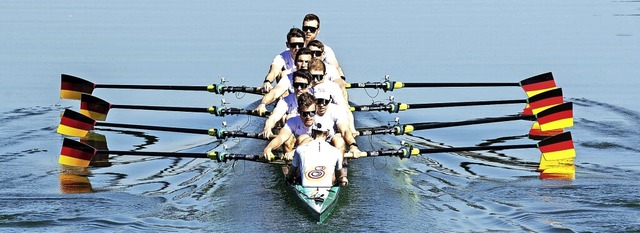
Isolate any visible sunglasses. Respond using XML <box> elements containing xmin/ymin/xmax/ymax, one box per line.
<box><xmin>289</xmin><ymin>42</ymin><xmax>304</xmax><ymax>49</ymax></box>
<box><xmin>293</xmin><ymin>82</ymin><xmax>309</xmax><ymax>89</ymax></box>
<box><xmin>301</xmin><ymin>110</ymin><xmax>316</xmax><ymax>117</ymax></box>
<box><xmin>311</xmin><ymin>74</ymin><xmax>324</xmax><ymax>81</ymax></box>
<box><xmin>316</xmin><ymin>98</ymin><xmax>330</xmax><ymax>106</ymax></box>
<box><xmin>311</xmin><ymin>50</ymin><xmax>323</xmax><ymax>57</ymax></box>
<box><xmin>303</xmin><ymin>26</ymin><xmax>318</xmax><ymax>33</ymax></box>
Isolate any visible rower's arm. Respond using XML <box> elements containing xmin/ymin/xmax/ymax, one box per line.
<box><xmin>262</xmin><ymin>101</ymin><xmax>287</xmax><ymax>137</ymax></box>
<box><xmin>336</xmin><ymin>120</ymin><xmax>356</xmax><ymax>146</ymax></box>
<box><xmin>263</xmin><ymin>126</ymin><xmax>293</xmax><ymax>155</ymax></box>
<box><xmin>264</xmin><ymin>63</ymin><xmax>282</xmax><ymax>84</ymax></box>
<box><xmin>259</xmin><ymin>82</ymin><xmax>288</xmax><ymax>107</ymax></box>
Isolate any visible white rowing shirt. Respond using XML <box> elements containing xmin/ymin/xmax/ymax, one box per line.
<box><xmin>272</xmin><ymin>93</ymin><xmax>299</xmax><ymax>119</ymax></box>
<box><xmin>272</xmin><ymin>49</ymin><xmax>295</xmax><ymax>79</ymax></box>
<box><xmin>314</xmin><ymin>103</ymin><xmax>347</xmax><ymax>136</ymax></box>
<box><xmin>323</xmin><ymin>45</ymin><xmax>338</xmax><ymax>67</ymax></box>
<box><xmin>291</xmin><ymin>139</ymin><xmax>343</xmax><ymax>187</ymax></box>
<box><xmin>283</xmin><ymin>115</ymin><xmax>311</xmax><ymax>137</ymax></box>
<box><xmin>324</xmin><ymin>62</ymin><xmax>341</xmax><ymax>82</ymax></box>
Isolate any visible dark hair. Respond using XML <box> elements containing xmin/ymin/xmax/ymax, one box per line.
<box><xmin>307</xmin><ymin>40</ymin><xmax>324</xmax><ymax>51</ymax></box>
<box><xmin>287</xmin><ymin>27</ymin><xmax>305</xmax><ymax>43</ymax></box>
<box><xmin>293</xmin><ymin>69</ymin><xmax>312</xmax><ymax>84</ymax></box>
<box><xmin>295</xmin><ymin>48</ymin><xmax>313</xmax><ymax>62</ymax></box>
<box><xmin>297</xmin><ymin>92</ymin><xmax>316</xmax><ymax>113</ymax></box>
<box><xmin>303</xmin><ymin>14</ymin><xmax>320</xmax><ymax>28</ymax></box>
<box><xmin>309</xmin><ymin>58</ymin><xmax>326</xmax><ymax>74</ymax></box>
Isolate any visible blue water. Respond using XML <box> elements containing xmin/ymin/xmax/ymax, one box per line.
<box><xmin>1</xmin><ymin>1</ymin><xmax>639</xmax><ymax>232</ymax></box>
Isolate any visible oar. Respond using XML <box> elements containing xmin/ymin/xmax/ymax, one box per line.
<box><xmin>79</xmin><ymin>93</ymin><xmax>269</xmax><ymax>121</ymax></box>
<box><xmin>350</xmin><ymin>88</ymin><xmax>564</xmax><ymax>114</ymax></box>
<box><xmin>345</xmin><ymin>72</ymin><xmax>556</xmax><ymax>96</ymax></box>
<box><xmin>58</xmin><ymin>138</ymin><xmax>287</xmax><ymax>167</ymax></box>
<box><xmin>60</xmin><ymin>74</ymin><xmax>265</xmax><ymax>100</ymax></box>
<box><xmin>356</xmin><ymin>102</ymin><xmax>573</xmax><ymax>136</ymax></box>
<box><xmin>57</xmin><ymin>109</ymin><xmax>272</xmax><ymax>140</ymax></box>
<box><xmin>345</xmin><ymin>131</ymin><xmax>575</xmax><ymax>161</ymax></box>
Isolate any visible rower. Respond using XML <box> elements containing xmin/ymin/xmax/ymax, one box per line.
<box><xmin>302</xmin><ymin>13</ymin><xmax>346</xmax><ymax>80</ymax></box>
<box><xmin>307</xmin><ymin>40</ymin><xmax>348</xmax><ymax>102</ymax></box>
<box><xmin>261</xmin><ymin>27</ymin><xmax>305</xmax><ymax>92</ymax></box>
<box><xmin>260</xmin><ymin>70</ymin><xmax>312</xmax><ymax>139</ymax></box>
<box><xmin>263</xmin><ymin>92</ymin><xmax>321</xmax><ymax>161</ymax></box>
<box><xmin>256</xmin><ymin>48</ymin><xmax>313</xmax><ymax>113</ymax></box>
<box><xmin>309</xmin><ymin>58</ymin><xmax>357</xmax><ymax>133</ymax></box>
<box><xmin>298</xmin><ymin>88</ymin><xmax>360</xmax><ymax>156</ymax></box>
<box><xmin>287</xmin><ymin>118</ymin><xmax>348</xmax><ymax>187</ymax></box>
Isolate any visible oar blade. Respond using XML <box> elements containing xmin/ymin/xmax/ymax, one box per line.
<box><xmin>80</xmin><ymin>132</ymin><xmax>111</xmax><ymax>167</ymax></box>
<box><xmin>61</xmin><ymin>74</ymin><xmax>95</xmax><ymax>100</ymax></box>
<box><xmin>57</xmin><ymin>109</ymin><xmax>95</xmax><ymax>137</ymax></box>
<box><xmin>539</xmin><ymin>165</ymin><xmax>575</xmax><ymax>180</ymax></box>
<box><xmin>525</xmin><ymin>88</ymin><xmax>564</xmax><ymax>115</ymax></box>
<box><xmin>520</xmin><ymin>72</ymin><xmax>557</xmax><ymax>97</ymax></box>
<box><xmin>59</xmin><ymin>138</ymin><xmax>97</xmax><ymax>167</ymax></box>
<box><xmin>537</xmin><ymin>131</ymin><xmax>576</xmax><ymax>161</ymax></box>
<box><xmin>536</xmin><ymin>102</ymin><xmax>573</xmax><ymax>131</ymax></box>
<box><xmin>80</xmin><ymin>93</ymin><xmax>111</xmax><ymax>121</ymax></box>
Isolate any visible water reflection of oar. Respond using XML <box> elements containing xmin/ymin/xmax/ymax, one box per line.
<box><xmin>356</xmin><ymin>102</ymin><xmax>573</xmax><ymax>136</ymax></box>
<box><xmin>346</xmin><ymin>72</ymin><xmax>556</xmax><ymax>96</ymax></box>
<box><xmin>60</xmin><ymin>74</ymin><xmax>265</xmax><ymax>100</ymax></box>
<box><xmin>350</xmin><ymin>88</ymin><xmax>564</xmax><ymax>114</ymax></box>
<box><xmin>57</xmin><ymin>109</ymin><xmax>271</xmax><ymax>140</ymax></box>
<box><xmin>79</xmin><ymin>93</ymin><xmax>268</xmax><ymax>121</ymax></box>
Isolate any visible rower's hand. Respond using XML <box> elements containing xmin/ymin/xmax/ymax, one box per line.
<box><xmin>263</xmin><ymin>150</ymin><xmax>274</xmax><ymax>162</ymax></box>
<box><xmin>260</xmin><ymin>128</ymin><xmax>274</xmax><ymax>140</ymax></box>
<box><xmin>284</xmin><ymin>151</ymin><xmax>294</xmax><ymax>161</ymax></box>
<box><xmin>262</xmin><ymin>82</ymin><xmax>272</xmax><ymax>93</ymax></box>
<box><xmin>254</xmin><ymin>103</ymin><xmax>267</xmax><ymax>113</ymax></box>
<box><xmin>349</xmin><ymin>145</ymin><xmax>361</xmax><ymax>154</ymax></box>
<box><xmin>339</xmin><ymin>177</ymin><xmax>349</xmax><ymax>187</ymax></box>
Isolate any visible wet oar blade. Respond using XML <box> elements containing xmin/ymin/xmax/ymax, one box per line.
<box><xmin>538</xmin><ymin>131</ymin><xmax>576</xmax><ymax>160</ymax></box>
<box><xmin>57</xmin><ymin>109</ymin><xmax>95</xmax><ymax>137</ymax></box>
<box><xmin>527</xmin><ymin>88</ymin><xmax>564</xmax><ymax>115</ymax></box>
<box><xmin>520</xmin><ymin>72</ymin><xmax>557</xmax><ymax>97</ymax></box>
<box><xmin>61</xmin><ymin>74</ymin><xmax>95</xmax><ymax>100</ymax></box>
<box><xmin>59</xmin><ymin>138</ymin><xmax>96</xmax><ymax>167</ymax></box>
<box><xmin>536</xmin><ymin>102</ymin><xmax>573</xmax><ymax>131</ymax></box>
<box><xmin>80</xmin><ymin>94</ymin><xmax>111</xmax><ymax>121</ymax></box>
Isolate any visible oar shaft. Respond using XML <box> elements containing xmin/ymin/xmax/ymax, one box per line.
<box><xmin>97</xmin><ymin>150</ymin><xmax>210</xmax><ymax>158</ymax></box>
<box><xmin>402</xmin><ymin>82</ymin><xmax>519</xmax><ymax>88</ymax></box>
<box><xmin>95</xmin><ymin>84</ymin><xmax>207</xmax><ymax>91</ymax></box>
<box><xmin>408</xmin><ymin>99</ymin><xmax>526</xmax><ymax>109</ymax></box>
<box><xmin>95</xmin><ymin>122</ymin><xmax>210</xmax><ymax>135</ymax></box>
<box><xmin>111</xmin><ymin>104</ymin><xmax>209</xmax><ymax>113</ymax></box>
<box><xmin>417</xmin><ymin>144</ymin><xmax>537</xmax><ymax>154</ymax></box>
<box><xmin>411</xmin><ymin>115</ymin><xmax>532</xmax><ymax>130</ymax></box>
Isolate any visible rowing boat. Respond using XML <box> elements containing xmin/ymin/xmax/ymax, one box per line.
<box><xmin>282</xmin><ymin>166</ymin><xmax>340</xmax><ymax>223</ymax></box>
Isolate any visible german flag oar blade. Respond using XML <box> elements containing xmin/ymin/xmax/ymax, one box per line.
<box><xmin>59</xmin><ymin>138</ymin><xmax>97</xmax><ymax>167</ymax></box>
<box><xmin>537</xmin><ymin>131</ymin><xmax>576</xmax><ymax>161</ymax></box>
<box><xmin>80</xmin><ymin>93</ymin><xmax>111</xmax><ymax>121</ymax></box>
<box><xmin>527</xmin><ymin>88</ymin><xmax>564</xmax><ymax>114</ymax></box>
<box><xmin>519</xmin><ymin>72</ymin><xmax>557</xmax><ymax>97</ymax></box>
<box><xmin>61</xmin><ymin>74</ymin><xmax>95</xmax><ymax>100</ymax></box>
<box><xmin>536</xmin><ymin>102</ymin><xmax>573</xmax><ymax>131</ymax></box>
<box><xmin>57</xmin><ymin>109</ymin><xmax>96</xmax><ymax>137</ymax></box>
<box><xmin>539</xmin><ymin>165</ymin><xmax>576</xmax><ymax>180</ymax></box>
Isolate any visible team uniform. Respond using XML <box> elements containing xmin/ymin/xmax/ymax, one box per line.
<box><xmin>314</xmin><ymin>103</ymin><xmax>347</xmax><ymax>137</ymax></box>
<box><xmin>272</xmin><ymin>49</ymin><xmax>296</xmax><ymax>80</ymax></box>
<box><xmin>283</xmin><ymin>116</ymin><xmax>312</xmax><ymax>138</ymax></box>
<box><xmin>291</xmin><ymin>137</ymin><xmax>343</xmax><ymax>187</ymax></box>
<box><xmin>272</xmin><ymin>93</ymin><xmax>299</xmax><ymax>120</ymax></box>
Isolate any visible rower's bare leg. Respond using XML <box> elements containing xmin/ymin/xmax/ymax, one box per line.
<box><xmin>331</xmin><ymin>134</ymin><xmax>345</xmax><ymax>154</ymax></box>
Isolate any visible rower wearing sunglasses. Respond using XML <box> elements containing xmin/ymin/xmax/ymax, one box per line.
<box><xmin>263</xmin><ymin>92</ymin><xmax>322</xmax><ymax>161</ymax></box>
<box><xmin>302</xmin><ymin>14</ymin><xmax>346</xmax><ymax>80</ymax></box>
<box><xmin>256</xmin><ymin>48</ymin><xmax>313</xmax><ymax>114</ymax></box>
<box><xmin>307</xmin><ymin>40</ymin><xmax>348</xmax><ymax>102</ymax></box>
<box><xmin>297</xmin><ymin>89</ymin><xmax>361</xmax><ymax>156</ymax></box>
<box><xmin>309</xmin><ymin>58</ymin><xmax>356</xmax><ymax>133</ymax></box>
<box><xmin>261</xmin><ymin>27</ymin><xmax>305</xmax><ymax>93</ymax></box>
<box><xmin>260</xmin><ymin>70</ymin><xmax>312</xmax><ymax>140</ymax></box>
